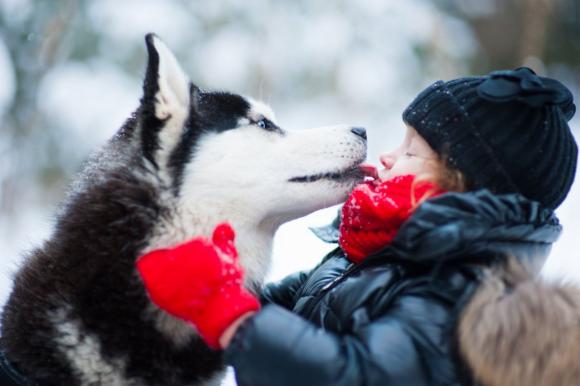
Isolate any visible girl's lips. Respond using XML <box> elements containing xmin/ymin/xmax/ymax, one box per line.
<box><xmin>359</xmin><ymin>163</ymin><xmax>379</xmax><ymax>181</ymax></box>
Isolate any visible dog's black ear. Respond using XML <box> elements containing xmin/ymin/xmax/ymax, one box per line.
<box><xmin>140</xmin><ymin>34</ymin><xmax>195</xmax><ymax>168</ymax></box>
<box><xmin>143</xmin><ymin>33</ymin><xmax>191</xmax><ymax>116</ymax></box>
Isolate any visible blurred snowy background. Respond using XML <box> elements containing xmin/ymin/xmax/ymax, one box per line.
<box><xmin>0</xmin><ymin>0</ymin><xmax>579</xmax><ymax>384</ymax></box>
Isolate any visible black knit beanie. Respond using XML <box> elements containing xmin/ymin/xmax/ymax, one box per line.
<box><xmin>403</xmin><ymin>67</ymin><xmax>578</xmax><ymax>210</ymax></box>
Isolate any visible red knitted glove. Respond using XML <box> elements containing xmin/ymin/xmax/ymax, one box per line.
<box><xmin>136</xmin><ymin>223</ymin><xmax>260</xmax><ymax>349</ymax></box>
<box><xmin>339</xmin><ymin>175</ymin><xmax>445</xmax><ymax>263</ymax></box>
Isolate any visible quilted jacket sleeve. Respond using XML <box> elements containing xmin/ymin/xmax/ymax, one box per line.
<box><xmin>225</xmin><ymin>282</ymin><xmax>459</xmax><ymax>386</ymax></box>
<box><xmin>259</xmin><ymin>271</ymin><xmax>310</xmax><ymax>309</ymax></box>
<box><xmin>259</xmin><ymin>249</ymin><xmax>341</xmax><ymax>309</ymax></box>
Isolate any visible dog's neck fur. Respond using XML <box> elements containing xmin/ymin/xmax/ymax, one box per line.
<box><xmin>144</xmin><ymin>191</ymin><xmax>278</xmax><ymax>346</ymax></box>
<box><xmin>147</xmin><ymin>191</ymin><xmax>279</xmax><ymax>290</ymax></box>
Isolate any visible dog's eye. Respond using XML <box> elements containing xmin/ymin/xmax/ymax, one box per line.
<box><xmin>253</xmin><ymin>117</ymin><xmax>284</xmax><ymax>135</ymax></box>
<box><xmin>256</xmin><ymin>118</ymin><xmax>275</xmax><ymax>131</ymax></box>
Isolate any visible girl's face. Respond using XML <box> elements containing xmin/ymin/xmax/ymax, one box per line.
<box><xmin>378</xmin><ymin>125</ymin><xmax>440</xmax><ymax>182</ymax></box>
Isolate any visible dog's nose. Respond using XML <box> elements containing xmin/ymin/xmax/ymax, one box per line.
<box><xmin>351</xmin><ymin>127</ymin><xmax>367</xmax><ymax>141</ymax></box>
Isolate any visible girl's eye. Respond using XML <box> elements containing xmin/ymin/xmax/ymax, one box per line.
<box><xmin>257</xmin><ymin>119</ymin><xmax>268</xmax><ymax>129</ymax></box>
<box><xmin>405</xmin><ymin>152</ymin><xmax>414</xmax><ymax>157</ymax></box>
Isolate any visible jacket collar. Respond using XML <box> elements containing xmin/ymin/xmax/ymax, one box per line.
<box><xmin>311</xmin><ymin>189</ymin><xmax>561</xmax><ymax>266</ymax></box>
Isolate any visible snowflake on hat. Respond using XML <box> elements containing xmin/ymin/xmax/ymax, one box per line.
<box><xmin>339</xmin><ymin>174</ymin><xmax>446</xmax><ymax>263</ymax></box>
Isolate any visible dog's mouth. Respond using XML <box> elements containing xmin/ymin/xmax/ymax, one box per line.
<box><xmin>289</xmin><ymin>163</ymin><xmax>378</xmax><ymax>183</ymax></box>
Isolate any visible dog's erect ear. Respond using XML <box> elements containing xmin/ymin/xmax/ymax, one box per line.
<box><xmin>143</xmin><ymin>33</ymin><xmax>190</xmax><ymax>118</ymax></box>
<box><xmin>141</xmin><ymin>34</ymin><xmax>196</xmax><ymax>169</ymax></box>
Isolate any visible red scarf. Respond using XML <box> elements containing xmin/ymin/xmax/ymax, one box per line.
<box><xmin>339</xmin><ymin>174</ymin><xmax>445</xmax><ymax>263</ymax></box>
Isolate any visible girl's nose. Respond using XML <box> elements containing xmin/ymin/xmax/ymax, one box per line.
<box><xmin>379</xmin><ymin>153</ymin><xmax>396</xmax><ymax>170</ymax></box>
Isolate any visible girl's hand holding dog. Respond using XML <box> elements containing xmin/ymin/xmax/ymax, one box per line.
<box><xmin>136</xmin><ymin>223</ymin><xmax>260</xmax><ymax>350</ymax></box>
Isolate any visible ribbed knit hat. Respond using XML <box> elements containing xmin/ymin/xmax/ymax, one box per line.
<box><xmin>403</xmin><ymin>67</ymin><xmax>577</xmax><ymax>209</ymax></box>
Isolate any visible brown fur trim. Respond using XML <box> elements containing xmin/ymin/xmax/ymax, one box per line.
<box><xmin>458</xmin><ymin>258</ymin><xmax>580</xmax><ymax>386</ymax></box>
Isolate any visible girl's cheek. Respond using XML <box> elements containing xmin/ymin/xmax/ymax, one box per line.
<box><xmin>392</xmin><ymin>160</ymin><xmax>414</xmax><ymax>176</ymax></box>
<box><xmin>394</xmin><ymin>159</ymin><xmax>427</xmax><ymax>178</ymax></box>
<box><xmin>378</xmin><ymin>157</ymin><xmax>441</xmax><ymax>183</ymax></box>
<box><xmin>378</xmin><ymin>157</ymin><xmax>430</xmax><ymax>181</ymax></box>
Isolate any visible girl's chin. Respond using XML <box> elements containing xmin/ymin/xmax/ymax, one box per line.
<box><xmin>377</xmin><ymin>171</ymin><xmax>391</xmax><ymax>182</ymax></box>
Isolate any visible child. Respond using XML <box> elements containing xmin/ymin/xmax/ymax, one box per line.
<box><xmin>138</xmin><ymin>67</ymin><xmax>578</xmax><ymax>386</ymax></box>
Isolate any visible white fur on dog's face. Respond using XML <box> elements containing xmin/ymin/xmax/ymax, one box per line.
<box><xmin>179</xmin><ymin>110</ymin><xmax>366</xmax><ymax>226</ymax></box>
<box><xmin>140</xmin><ymin>36</ymin><xmax>366</xmax><ymax>231</ymax></box>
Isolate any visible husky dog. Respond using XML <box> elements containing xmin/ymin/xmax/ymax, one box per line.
<box><xmin>0</xmin><ymin>34</ymin><xmax>368</xmax><ymax>385</ymax></box>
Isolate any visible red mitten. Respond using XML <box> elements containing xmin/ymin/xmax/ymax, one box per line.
<box><xmin>339</xmin><ymin>175</ymin><xmax>445</xmax><ymax>263</ymax></box>
<box><xmin>136</xmin><ymin>223</ymin><xmax>260</xmax><ymax>349</ymax></box>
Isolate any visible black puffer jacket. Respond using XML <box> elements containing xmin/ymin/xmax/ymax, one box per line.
<box><xmin>224</xmin><ymin>190</ymin><xmax>561</xmax><ymax>386</ymax></box>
